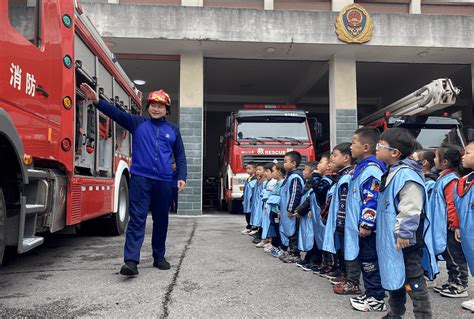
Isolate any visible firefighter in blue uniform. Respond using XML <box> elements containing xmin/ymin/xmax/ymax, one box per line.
<box><xmin>80</xmin><ymin>83</ymin><xmax>187</xmax><ymax>276</ymax></box>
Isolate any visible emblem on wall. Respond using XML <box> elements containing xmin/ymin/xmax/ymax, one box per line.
<box><xmin>335</xmin><ymin>4</ymin><xmax>373</xmax><ymax>44</ymax></box>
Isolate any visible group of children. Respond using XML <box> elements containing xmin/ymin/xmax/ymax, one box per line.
<box><xmin>241</xmin><ymin>126</ymin><xmax>474</xmax><ymax>318</ymax></box>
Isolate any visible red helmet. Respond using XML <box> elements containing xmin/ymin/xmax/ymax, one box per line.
<box><xmin>147</xmin><ymin>89</ymin><xmax>171</xmax><ymax>107</ymax></box>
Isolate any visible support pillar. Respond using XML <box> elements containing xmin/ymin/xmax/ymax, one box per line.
<box><xmin>178</xmin><ymin>51</ymin><xmax>204</xmax><ymax>215</ymax></box>
<box><xmin>409</xmin><ymin>0</ymin><xmax>421</xmax><ymax>14</ymax></box>
<box><xmin>181</xmin><ymin>0</ymin><xmax>204</xmax><ymax>6</ymax></box>
<box><xmin>329</xmin><ymin>54</ymin><xmax>358</xmax><ymax>149</ymax></box>
<box><xmin>331</xmin><ymin>0</ymin><xmax>353</xmax><ymax>11</ymax></box>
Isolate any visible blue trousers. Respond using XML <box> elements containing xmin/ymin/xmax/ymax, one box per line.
<box><xmin>359</xmin><ymin>232</ymin><xmax>385</xmax><ymax>300</ymax></box>
<box><xmin>124</xmin><ymin>175</ymin><xmax>173</xmax><ymax>263</ymax></box>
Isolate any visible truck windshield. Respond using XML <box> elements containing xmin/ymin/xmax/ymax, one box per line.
<box><xmin>236</xmin><ymin>118</ymin><xmax>309</xmax><ymax>142</ymax></box>
<box><xmin>408</xmin><ymin>127</ymin><xmax>464</xmax><ymax>148</ymax></box>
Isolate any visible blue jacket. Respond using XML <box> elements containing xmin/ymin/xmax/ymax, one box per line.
<box><xmin>455</xmin><ymin>173</ymin><xmax>474</xmax><ymax>276</ymax></box>
<box><xmin>96</xmin><ymin>99</ymin><xmax>187</xmax><ymax>182</ymax></box>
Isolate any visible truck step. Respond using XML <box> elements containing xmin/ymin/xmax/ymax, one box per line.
<box><xmin>25</xmin><ymin>204</ymin><xmax>46</xmax><ymax>215</ymax></box>
<box><xmin>19</xmin><ymin>236</ymin><xmax>44</xmax><ymax>253</ymax></box>
<box><xmin>27</xmin><ymin>169</ymin><xmax>49</xmax><ymax>180</ymax></box>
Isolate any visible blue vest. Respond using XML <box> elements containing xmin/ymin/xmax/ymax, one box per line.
<box><xmin>243</xmin><ymin>178</ymin><xmax>257</xmax><ymax>214</ymax></box>
<box><xmin>261</xmin><ymin>181</ymin><xmax>273</xmax><ymax>239</ymax></box>
<box><xmin>279</xmin><ymin>173</ymin><xmax>304</xmax><ymax>246</ymax></box>
<box><xmin>455</xmin><ymin>178</ymin><xmax>474</xmax><ymax>276</ymax></box>
<box><xmin>376</xmin><ymin>166</ymin><xmax>438</xmax><ymax>290</ymax></box>
<box><xmin>298</xmin><ymin>190</ymin><xmax>315</xmax><ymax>252</ymax></box>
<box><xmin>428</xmin><ymin>171</ymin><xmax>459</xmax><ymax>256</ymax></box>
<box><xmin>344</xmin><ymin>164</ymin><xmax>383</xmax><ymax>261</ymax></box>
<box><xmin>250</xmin><ymin>181</ymin><xmax>264</xmax><ymax>226</ymax></box>
<box><xmin>425</xmin><ymin>179</ymin><xmax>436</xmax><ymax>199</ymax></box>
<box><xmin>322</xmin><ymin>175</ymin><xmax>350</xmax><ymax>254</ymax></box>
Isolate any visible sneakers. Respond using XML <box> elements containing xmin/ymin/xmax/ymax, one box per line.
<box><xmin>461</xmin><ymin>299</ymin><xmax>474</xmax><ymax>312</ymax></box>
<box><xmin>263</xmin><ymin>242</ymin><xmax>272</xmax><ymax>249</ymax></box>
<box><xmin>350</xmin><ymin>295</ymin><xmax>386</xmax><ymax>312</ymax></box>
<box><xmin>278</xmin><ymin>250</ymin><xmax>289</xmax><ymax>261</ymax></box>
<box><xmin>330</xmin><ymin>276</ymin><xmax>346</xmax><ymax>286</ymax></box>
<box><xmin>241</xmin><ymin>228</ymin><xmax>251</xmax><ymax>235</ymax></box>
<box><xmin>439</xmin><ymin>285</ymin><xmax>469</xmax><ymax>298</ymax></box>
<box><xmin>248</xmin><ymin>229</ymin><xmax>258</xmax><ymax>236</ymax></box>
<box><xmin>326</xmin><ymin>269</ymin><xmax>343</xmax><ymax>280</ymax></box>
<box><xmin>282</xmin><ymin>253</ymin><xmax>300</xmax><ymax>264</ymax></box>
<box><xmin>255</xmin><ymin>241</ymin><xmax>266</xmax><ymax>248</ymax></box>
<box><xmin>296</xmin><ymin>260</ymin><xmax>308</xmax><ymax>269</ymax></box>
<box><xmin>271</xmin><ymin>247</ymin><xmax>284</xmax><ymax>258</ymax></box>
<box><xmin>382</xmin><ymin>313</ymin><xmax>402</xmax><ymax>319</ymax></box>
<box><xmin>120</xmin><ymin>260</ymin><xmax>138</xmax><ymax>276</ymax></box>
<box><xmin>301</xmin><ymin>262</ymin><xmax>316</xmax><ymax>272</ymax></box>
<box><xmin>433</xmin><ymin>281</ymin><xmax>450</xmax><ymax>293</ymax></box>
<box><xmin>264</xmin><ymin>245</ymin><xmax>273</xmax><ymax>253</ymax></box>
<box><xmin>153</xmin><ymin>257</ymin><xmax>171</xmax><ymax>270</ymax></box>
<box><xmin>318</xmin><ymin>266</ymin><xmax>332</xmax><ymax>278</ymax></box>
<box><xmin>333</xmin><ymin>281</ymin><xmax>362</xmax><ymax>295</ymax></box>
<box><xmin>350</xmin><ymin>293</ymin><xmax>367</xmax><ymax>302</ymax></box>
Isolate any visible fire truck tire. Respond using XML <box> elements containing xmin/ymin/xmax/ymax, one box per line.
<box><xmin>105</xmin><ymin>176</ymin><xmax>129</xmax><ymax>236</ymax></box>
<box><xmin>217</xmin><ymin>179</ymin><xmax>227</xmax><ymax>211</ymax></box>
<box><xmin>0</xmin><ymin>187</ymin><xmax>6</xmax><ymax>265</ymax></box>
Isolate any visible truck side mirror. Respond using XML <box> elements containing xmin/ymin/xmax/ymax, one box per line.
<box><xmin>314</xmin><ymin>120</ymin><xmax>323</xmax><ymax>139</ymax></box>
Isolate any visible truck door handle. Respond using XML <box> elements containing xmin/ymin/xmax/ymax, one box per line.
<box><xmin>35</xmin><ymin>85</ymin><xmax>49</xmax><ymax>97</ymax></box>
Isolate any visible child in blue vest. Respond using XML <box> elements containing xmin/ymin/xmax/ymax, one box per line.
<box><xmin>259</xmin><ymin>163</ymin><xmax>277</xmax><ymax>249</ymax></box>
<box><xmin>294</xmin><ymin>160</ymin><xmax>333</xmax><ymax>271</ymax></box>
<box><xmin>375</xmin><ymin>128</ymin><xmax>435</xmax><ymax>318</ymax></box>
<box><xmin>430</xmin><ymin>144</ymin><xmax>468</xmax><ymax>298</ymax></box>
<box><xmin>321</xmin><ymin>143</ymin><xmax>354</xmax><ymax>284</ymax></box>
<box><xmin>269</xmin><ymin>163</ymin><xmax>286</xmax><ymax>258</ymax></box>
<box><xmin>455</xmin><ymin>140</ymin><xmax>474</xmax><ymax>313</ymax></box>
<box><xmin>250</xmin><ymin>163</ymin><xmax>266</xmax><ymax>243</ymax></box>
<box><xmin>413</xmin><ymin>149</ymin><xmax>438</xmax><ymax>198</ymax></box>
<box><xmin>242</xmin><ymin>162</ymin><xmax>257</xmax><ymax>235</ymax></box>
<box><xmin>279</xmin><ymin>151</ymin><xmax>304</xmax><ymax>263</ymax></box>
<box><xmin>341</xmin><ymin>127</ymin><xmax>386</xmax><ymax>312</ymax></box>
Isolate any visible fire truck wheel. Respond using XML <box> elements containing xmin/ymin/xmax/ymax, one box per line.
<box><xmin>106</xmin><ymin>176</ymin><xmax>129</xmax><ymax>236</ymax></box>
<box><xmin>0</xmin><ymin>187</ymin><xmax>6</xmax><ymax>265</ymax></box>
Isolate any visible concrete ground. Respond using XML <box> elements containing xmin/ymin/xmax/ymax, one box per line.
<box><xmin>0</xmin><ymin>213</ymin><xmax>472</xmax><ymax>318</ymax></box>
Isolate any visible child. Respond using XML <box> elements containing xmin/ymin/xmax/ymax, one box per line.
<box><xmin>259</xmin><ymin>163</ymin><xmax>277</xmax><ymax>249</ymax></box>
<box><xmin>322</xmin><ymin>143</ymin><xmax>354</xmax><ymax>284</ymax></box>
<box><xmin>242</xmin><ymin>162</ymin><xmax>257</xmax><ymax>234</ymax></box>
<box><xmin>269</xmin><ymin>163</ymin><xmax>286</xmax><ymax>258</ymax></box>
<box><xmin>455</xmin><ymin>140</ymin><xmax>474</xmax><ymax>313</ymax></box>
<box><xmin>413</xmin><ymin>149</ymin><xmax>438</xmax><ymax>198</ymax></box>
<box><xmin>293</xmin><ymin>161</ymin><xmax>329</xmax><ymax>269</ymax></box>
<box><xmin>343</xmin><ymin>127</ymin><xmax>386</xmax><ymax>311</ymax></box>
<box><xmin>279</xmin><ymin>151</ymin><xmax>304</xmax><ymax>263</ymax></box>
<box><xmin>375</xmin><ymin>127</ymin><xmax>436</xmax><ymax>318</ymax></box>
<box><xmin>250</xmin><ymin>163</ymin><xmax>266</xmax><ymax>242</ymax></box>
<box><xmin>430</xmin><ymin>144</ymin><xmax>468</xmax><ymax>297</ymax></box>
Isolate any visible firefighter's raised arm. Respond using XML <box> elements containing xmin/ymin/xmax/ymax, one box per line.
<box><xmin>79</xmin><ymin>83</ymin><xmax>99</xmax><ymax>105</ymax></box>
<box><xmin>79</xmin><ymin>83</ymin><xmax>140</xmax><ymax>133</ymax></box>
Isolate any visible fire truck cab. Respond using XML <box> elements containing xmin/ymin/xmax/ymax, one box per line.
<box><xmin>0</xmin><ymin>1</ymin><xmax>141</xmax><ymax>264</ymax></box>
<box><xmin>218</xmin><ymin>105</ymin><xmax>316</xmax><ymax>213</ymax></box>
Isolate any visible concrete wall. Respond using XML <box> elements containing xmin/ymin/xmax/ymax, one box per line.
<box><xmin>83</xmin><ymin>4</ymin><xmax>474</xmax><ymax>50</ymax></box>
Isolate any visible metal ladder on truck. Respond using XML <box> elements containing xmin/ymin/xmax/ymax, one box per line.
<box><xmin>359</xmin><ymin>78</ymin><xmax>461</xmax><ymax>125</ymax></box>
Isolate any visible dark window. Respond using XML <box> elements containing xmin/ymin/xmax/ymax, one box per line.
<box><xmin>8</xmin><ymin>0</ymin><xmax>41</xmax><ymax>47</ymax></box>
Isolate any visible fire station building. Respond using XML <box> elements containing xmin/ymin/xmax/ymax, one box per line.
<box><xmin>79</xmin><ymin>0</ymin><xmax>474</xmax><ymax>214</ymax></box>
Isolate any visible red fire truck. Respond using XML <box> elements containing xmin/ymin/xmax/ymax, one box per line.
<box><xmin>218</xmin><ymin>105</ymin><xmax>316</xmax><ymax>213</ymax></box>
<box><xmin>0</xmin><ymin>1</ymin><xmax>142</xmax><ymax>264</ymax></box>
<box><xmin>359</xmin><ymin>78</ymin><xmax>473</xmax><ymax>148</ymax></box>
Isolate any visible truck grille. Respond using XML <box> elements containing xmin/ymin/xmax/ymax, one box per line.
<box><xmin>242</xmin><ymin>155</ymin><xmax>308</xmax><ymax>168</ymax></box>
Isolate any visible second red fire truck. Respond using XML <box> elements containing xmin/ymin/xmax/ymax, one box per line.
<box><xmin>218</xmin><ymin>105</ymin><xmax>316</xmax><ymax>213</ymax></box>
